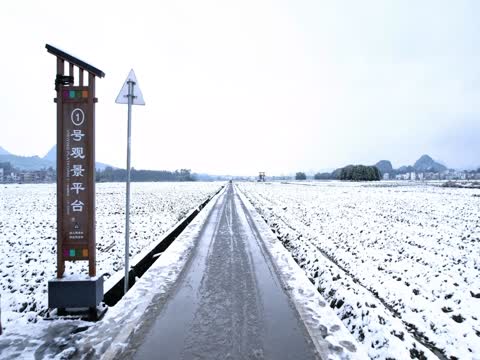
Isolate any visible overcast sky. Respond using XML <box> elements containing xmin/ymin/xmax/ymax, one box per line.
<box><xmin>1</xmin><ymin>0</ymin><xmax>479</xmax><ymax>175</ymax></box>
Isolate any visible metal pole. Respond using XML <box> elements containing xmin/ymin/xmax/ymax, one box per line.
<box><xmin>124</xmin><ymin>79</ymin><xmax>134</xmax><ymax>295</ymax></box>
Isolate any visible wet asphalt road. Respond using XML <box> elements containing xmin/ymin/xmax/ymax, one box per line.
<box><xmin>122</xmin><ymin>184</ymin><xmax>319</xmax><ymax>360</ymax></box>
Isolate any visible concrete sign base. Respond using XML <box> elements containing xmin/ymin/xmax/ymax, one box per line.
<box><xmin>48</xmin><ymin>276</ymin><xmax>104</xmax><ymax>320</ymax></box>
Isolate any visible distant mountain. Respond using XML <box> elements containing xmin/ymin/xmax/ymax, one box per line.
<box><xmin>43</xmin><ymin>145</ymin><xmax>56</xmax><ymax>162</ymax></box>
<box><xmin>95</xmin><ymin>162</ymin><xmax>112</xmax><ymax>171</ymax></box>
<box><xmin>374</xmin><ymin>160</ymin><xmax>393</xmax><ymax>175</ymax></box>
<box><xmin>0</xmin><ymin>154</ymin><xmax>55</xmax><ymax>171</ymax></box>
<box><xmin>397</xmin><ymin>165</ymin><xmax>415</xmax><ymax>174</ymax></box>
<box><xmin>43</xmin><ymin>145</ymin><xmax>112</xmax><ymax>170</ymax></box>
<box><xmin>0</xmin><ymin>146</ymin><xmax>11</xmax><ymax>155</ymax></box>
<box><xmin>0</xmin><ymin>145</ymin><xmax>113</xmax><ymax>171</ymax></box>
<box><xmin>322</xmin><ymin>154</ymin><xmax>448</xmax><ymax>179</ymax></box>
<box><xmin>413</xmin><ymin>154</ymin><xmax>447</xmax><ymax>173</ymax></box>
<box><xmin>372</xmin><ymin>155</ymin><xmax>447</xmax><ymax>175</ymax></box>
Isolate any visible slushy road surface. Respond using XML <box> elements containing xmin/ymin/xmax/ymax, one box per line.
<box><xmin>122</xmin><ymin>184</ymin><xmax>320</xmax><ymax>359</ymax></box>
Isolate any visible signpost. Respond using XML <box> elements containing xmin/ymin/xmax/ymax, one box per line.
<box><xmin>116</xmin><ymin>70</ymin><xmax>145</xmax><ymax>295</ymax></box>
<box><xmin>46</xmin><ymin>44</ymin><xmax>105</xmax><ymax>319</ymax></box>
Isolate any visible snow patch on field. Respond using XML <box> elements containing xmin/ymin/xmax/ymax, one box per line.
<box><xmin>237</xmin><ymin>181</ymin><xmax>480</xmax><ymax>359</ymax></box>
<box><xmin>236</xmin><ymin>186</ymin><xmax>366</xmax><ymax>359</ymax></box>
<box><xmin>0</xmin><ymin>182</ymin><xmax>222</xmax><ymax>333</ymax></box>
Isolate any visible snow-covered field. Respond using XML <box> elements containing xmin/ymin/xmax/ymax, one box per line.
<box><xmin>237</xmin><ymin>181</ymin><xmax>480</xmax><ymax>359</ymax></box>
<box><xmin>0</xmin><ymin>182</ymin><xmax>222</xmax><ymax>331</ymax></box>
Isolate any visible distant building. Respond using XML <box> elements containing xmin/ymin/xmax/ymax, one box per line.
<box><xmin>21</xmin><ymin>172</ymin><xmax>34</xmax><ymax>183</ymax></box>
<box><xmin>11</xmin><ymin>172</ymin><xmax>20</xmax><ymax>182</ymax></box>
<box><xmin>417</xmin><ymin>172</ymin><xmax>424</xmax><ymax>181</ymax></box>
<box><xmin>383</xmin><ymin>173</ymin><xmax>390</xmax><ymax>180</ymax></box>
<box><xmin>424</xmin><ymin>172</ymin><xmax>439</xmax><ymax>180</ymax></box>
<box><xmin>410</xmin><ymin>172</ymin><xmax>416</xmax><ymax>181</ymax></box>
<box><xmin>0</xmin><ymin>168</ymin><xmax>3</xmax><ymax>183</ymax></box>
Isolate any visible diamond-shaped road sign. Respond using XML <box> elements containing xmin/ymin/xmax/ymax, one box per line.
<box><xmin>115</xmin><ymin>69</ymin><xmax>145</xmax><ymax>105</ymax></box>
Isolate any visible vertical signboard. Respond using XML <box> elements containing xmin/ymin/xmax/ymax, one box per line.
<box><xmin>60</xmin><ymin>87</ymin><xmax>94</xmax><ymax>273</ymax></box>
<box><xmin>46</xmin><ymin>44</ymin><xmax>105</xmax><ymax>279</ymax></box>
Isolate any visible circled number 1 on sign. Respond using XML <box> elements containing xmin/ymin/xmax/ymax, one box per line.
<box><xmin>71</xmin><ymin>108</ymin><xmax>85</xmax><ymax>126</ymax></box>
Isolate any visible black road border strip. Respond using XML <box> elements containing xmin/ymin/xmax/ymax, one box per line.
<box><xmin>103</xmin><ymin>185</ymin><xmax>225</xmax><ymax>307</ymax></box>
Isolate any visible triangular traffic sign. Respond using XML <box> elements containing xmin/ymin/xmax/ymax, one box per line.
<box><xmin>115</xmin><ymin>69</ymin><xmax>145</xmax><ymax>105</ymax></box>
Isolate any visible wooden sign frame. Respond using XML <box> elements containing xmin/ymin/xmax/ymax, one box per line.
<box><xmin>46</xmin><ymin>44</ymin><xmax>105</xmax><ymax>278</ymax></box>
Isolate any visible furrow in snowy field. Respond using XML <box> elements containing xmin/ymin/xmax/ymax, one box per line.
<box><xmin>237</xmin><ymin>182</ymin><xmax>480</xmax><ymax>359</ymax></box>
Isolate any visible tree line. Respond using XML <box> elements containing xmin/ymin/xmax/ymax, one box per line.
<box><xmin>338</xmin><ymin>165</ymin><xmax>381</xmax><ymax>181</ymax></box>
<box><xmin>96</xmin><ymin>167</ymin><xmax>194</xmax><ymax>182</ymax></box>
<box><xmin>1</xmin><ymin>161</ymin><xmax>197</xmax><ymax>183</ymax></box>
<box><xmin>293</xmin><ymin>165</ymin><xmax>382</xmax><ymax>181</ymax></box>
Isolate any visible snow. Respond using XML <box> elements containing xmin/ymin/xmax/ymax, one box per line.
<box><xmin>2</xmin><ymin>180</ymin><xmax>479</xmax><ymax>359</ymax></box>
<box><xmin>46</xmin><ymin>183</ymin><xmax>363</xmax><ymax>359</ymax></box>
<box><xmin>237</xmin><ymin>181</ymin><xmax>480</xmax><ymax>359</ymax></box>
<box><xmin>0</xmin><ymin>182</ymin><xmax>223</xmax><ymax>335</ymax></box>
<box><xmin>235</xmin><ymin>186</ymin><xmax>366</xmax><ymax>359</ymax></box>
<box><xmin>77</xmin><ymin>186</ymin><xmax>226</xmax><ymax>359</ymax></box>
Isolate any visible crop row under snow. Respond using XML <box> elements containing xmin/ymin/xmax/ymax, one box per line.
<box><xmin>0</xmin><ymin>182</ymin><xmax>222</xmax><ymax>330</ymax></box>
